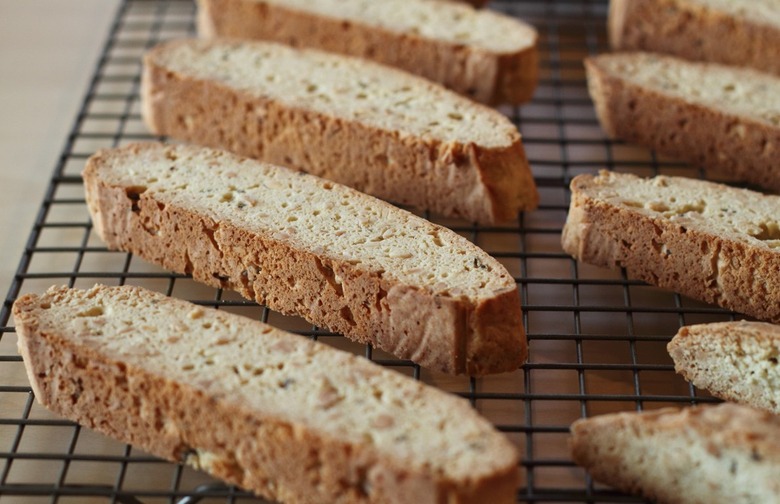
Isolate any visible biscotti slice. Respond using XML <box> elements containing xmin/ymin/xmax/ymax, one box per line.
<box><xmin>668</xmin><ymin>321</ymin><xmax>780</xmax><ymax>414</ymax></box>
<box><xmin>142</xmin><ymin>39</ymin><xmax>538</xmax><ymax>224</ymax></box>
<box><xmin>12</xmin><ymin>284</ymin><xmax>520</xmax><ymax>504</ymax></box>
<box><xmin>561</xmin><ymin>170</ymin><xmax>780</xmax><ymax>323</ymax></box>
<box><xmin>83</xmin><ymin>142</ymin><xmax>526</xmax><ymax>375</ymax></box>
<box><xmin>585</xmin><ymin>52</ymin><xmax>780</xmax><ymax>191</ymax></box>
<box><xmin>570</xmin><ymin>404</ymin><xmax>780</xmax><ymax>504</ymax></box>
<box><xmin>196</xmin><ymin>0</ymin><xmax>537</xmax><ymax>105</ymax></box>
<box><xmin>610</xmin><ymin>0</ymin><xmax>780</xmax><ymax>76</ymax></box>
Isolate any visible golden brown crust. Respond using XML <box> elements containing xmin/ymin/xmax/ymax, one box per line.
<box><xmin>584</xmin><ymin>55</ymin><xmax>780</xmax><ymax>192</ymax></box>
<box><xmin>12</xmin><ymin>285</ymin><xmax>521</xmax><ymax>503</ymax></box>
<box><xmin>570</xmin><ymin>404</ymin><xmax>780</xmax><ymax>503</ymax></box>
<box><xmin>609</xmin><ymin>0</ymin><xmax>780</xmax><ymax>76</ymax></box>
<box><xmin>196</xmin><ymin>0</ymin><xmax>537</xmax><ymax>105</ymax></box>
<box><xmin>82</xmin><ymin>143</ymin><xmax>527</xmax><ymax>375</ymax></box>
<box><xmin>668</xmin><ymin>321</ymin><xmax>780</xmax><ymax>414</ymax></box>
<box><xmin>562</xmin><ymin>172</ymin><xmax>780</xmax><ymax>323</ymax></box>
<box><xmin>141</xmin><ymin>41</ymin><xmax>538</xmax><ymax>224</ymax></box>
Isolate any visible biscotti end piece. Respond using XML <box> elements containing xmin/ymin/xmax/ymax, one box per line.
<box><xmin>196</xmin><ymin>0</ymin><xmax>537</xmax><ymax>105</ymax></box>
<box><xmin>142</xmin><ymin>38</ymin><xmax>538</xmax><ymax>224</ymax></box>
<box><xmin>83</xmin><ymin>142</ymin><xmax>527</xmax><ymax>375</ymax></box>
<box><xmin>609</xmin><ymin>0</ymin><xmax>780</xmax><ymax>76</ymax></box>
<box><xmin>570</xmin><ymin>404</ymin><xmax>780</xmax><ymax>503</ymax></box>
<box><xmin>584</xmin><ymin>52</ymin><xmax>780</xmax><ymax>191</ymax></box>
<box><xmin>13</xmin><ymin>284</ymin><xmax>520</xmax><ymax>503</ymax></box>
<box><xmin>668</xmin><ymin>321</ymin><xmax>780</xmax><ymax>414</ymax></box>
<box><xmin>562</xmin><ymin>170</ymin><xmax>780</xmax><ymax>323</ymax></box>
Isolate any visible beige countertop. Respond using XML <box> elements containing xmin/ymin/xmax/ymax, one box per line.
<box><xmin>0</xmin><ymin>1</ymin><xmax>120</xmax><ymax>299</ymax></box>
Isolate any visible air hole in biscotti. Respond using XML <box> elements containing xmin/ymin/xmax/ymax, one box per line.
<box><xmin>220</xmin><ymin>192</ymin><xmax>234</xmax><ymax>203</ymax></box>
<box><xmin>645</xmin><ymin>201</ymin><xmax>669</xmax><ymax>212</ymax></box>
<box><xmin>287</xmin><ymin>216</ymin><xmax>298</xmax><ymax>223</ymax></box>
<box><xmin>428</xmin><ymin>231</ymin><xmax>444</xmax><ymax>247</ymax></box>
<box><xmin>751</xmin><ymin>222</ymin><xmax>780</xmax><ymax>241</ymax></box>
<box><xmin>315</xmin><ymin>257</ymin><xmax>344</xmax><ymax>296</ymax></box>
<box><xmin>182</xmin><ymin>363</ymin><xmax>195</xmax><ymax>371</ymax></box>
<box><xmin>340</xmin><ymin>306</ymin><xmax>357</xmax><ymax>326</ymax></box>
<box><xmin>76</xmin><ymin>306</ymin><xmax>104</xmax><ymax>317</ymax></box>
<box><xmin>622</xmin><ymin>200</ymin><xmax>643</xmax><ymax>208</ymax></box>
<box><xmin>125</xmin><ymin>186</ymin><xmax>147</xmax><ymax>213</ymax></box>
<box><xmin>40</xmin><ymin>302</ymin><xmax>51</xmax><ymax>309</ymax></box>
<box><xmin>447</xmin><ymin>112</ymin><xmax>463</xmax><ymax>121</ymax></box>
<box><xmin>202</xmin><ymin>322</ymin><xmax>212</xmax><ymax>329</ymax></box>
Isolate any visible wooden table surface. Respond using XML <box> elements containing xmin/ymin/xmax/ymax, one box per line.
<box><xmin>0</xmin><ymin>0</ymin><xmax>120</xmax><ymax>298</ymax></box>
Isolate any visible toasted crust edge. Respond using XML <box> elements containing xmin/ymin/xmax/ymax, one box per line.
<box><xmin>607</xmin><ymin>0</ymin><xmax>780</xmax><ymax>76</ymax></box>
<box><xmin>584</xmin><ymin>54</ymin><xmax>780</xmax><ymax>191</ymax></box>
<box><xmin>668</xmin><ymin>321</ymin><xmax>780</xmax><ymax>414</ymax></box>
<box><xmin>196</xmin><ymin>0</ymin><xmax>538</xmax><ymax>105</ymax></box>
<box><xmin>141</xmin><ymin>39</ymin><xmax>538</xmax><ymax>224</ymax></box>
<box><xmin>561</xmin><ymin>172</ymin><xmax>780</xmax><ymax>323</ymax></box>
<box><xmin>12</xmin><ymin>285</ymin><xmax>521</xmax><ymax>504</ymax></box>
<box><xmin>82</xmin><ymin>142</ymin><xmax>527</xmax><ymax>375</ymax></box>
<box><xmin>569</xmin><ymin>404</ymin><xmax>780</xmax><ymax>503</ymax></box>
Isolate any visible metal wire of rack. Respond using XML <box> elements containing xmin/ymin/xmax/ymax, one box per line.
<box><xmin>0</xmin><ymin>0</ymin><xmax>734</xmax><ymax>502</ymax></box>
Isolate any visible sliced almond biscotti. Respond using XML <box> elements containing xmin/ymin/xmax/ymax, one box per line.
<box><xmin>141</xmin><ymin>39</ymin><xmax>538</xmax><ymax>224</ymax></box>
<box><xmin>610</xmin><ymin>0</ymin><xmax>780</xmax><ymax>76</ymax></box>
<box><xmin>668</xmin><ymin>321</ymin><xmax>780</xmax><ymax>414</ymax></box>
<box><xmin>83</xmin><ymin>143</ymin><xmax>526</xmax><ymax>375</ymax></box>
<box><xmin>585</xmin><ymin>52</ymin><xmax>780</xmax><ymax>191</ymax></box>
<box><xmin>569</xmin><ymin>404</ymin><xmax>780</xmax><ymax>504</ymax></box>
<box><xmin>12</xmin><ymin>285</ymin><xmax>520</xmax><ymax>504</ymax></box>
<box><xmin>196</xmin><ymin>0</ymin><xmax>537</xmax><ymax>105</ymax></box>
<box><xmin>561</xmin><ymin>170</ymin><xmax>780</xmax><ymax>323</ymax></box>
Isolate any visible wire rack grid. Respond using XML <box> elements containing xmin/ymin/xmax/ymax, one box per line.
<box><xmin>0</xmin><ymin>0</ymin><xmax>733</xmax><ymax>502</ymax></box>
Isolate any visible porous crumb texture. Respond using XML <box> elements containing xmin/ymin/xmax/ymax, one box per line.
<box><xmin>82</xmin><ymin>142</ymin><xmax>526</xmax><ymax>375</ymax></box>
<box><xmin>668</xmin><ymin>321</ymin><xmax>780</xmax><ymax>414</ymax></box>
<box><xmin>12</xmin><ymin>285</ymin><xmax>520</xmax><ymax>504</ymax></box>
<box><xmin>141</xmin><ymin>38</ymin><xmax>538</xmax><ymax>224</ymax></box>
<box><xmin>196</xmin><ymin>0</ymin><xmax>538</xmax><ymax>105</ymax></box>
<box><xmin>585</xmin><ymin>52</ymin><xmax>780</xmax><ymax>190</ymax></box>
<box><xmin>609</xmin><ymin>0</ymin><xmax>780</xmax><ymax>75</ymax></box>
<box><xmin>570</xmin><ymin>404</ymin><xmax>780</xmax><ymax>504</ymax></box>
<box><xmin>561</xmin><ymin>170</ymin><xmax>780</xmax><ymax>322</ymax></box>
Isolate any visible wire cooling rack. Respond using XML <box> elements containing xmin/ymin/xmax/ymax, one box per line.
<box><xmin>0</xmin><ymin>0</ymin><xmax>734</xmax><ymax>502</ymax></box>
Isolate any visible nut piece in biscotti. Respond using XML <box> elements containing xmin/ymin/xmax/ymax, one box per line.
<box><xmin>196</xmin><ymin>0</ymin><xmax>537</xmax><ymax>105</ymax></box>
<box><xmin>561</xmin><ymin>170</ymin><xmax>780</xmax><ymax>323</ymax></box>
<box><xmin>12</xmin><ymin>284</ymin><xmax>520</xmax><ymax>504</ymax></box>
<box><xmin>585</xmin><ymin>52</ymin><xmax>780</xmax><ymax>191</ymax></box>
<box><xmin>668</xmin><ymin>320</ymin><xmax>780</xmax><ymax>414</ymax></box>
<box><xmin>82</xmin><ymin>142</ymin><xmax>527</xmax><ymax>375</ymax></box>
<box><xmin>141</xmin><ymin>38</ymin><xmax>538</xmax><ymax>224</ymax></box>
<box><xmin>569</xmin><ymin>404</ymin><xmax>780</xmax><ymax>504</ymax></box>
<box><xmin>609</xmin><ymin>0</ymin><xmax>780</xmax><ymax>76</ymax></box>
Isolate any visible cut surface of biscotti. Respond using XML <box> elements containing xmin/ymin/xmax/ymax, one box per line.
<box><xmin>196</xmin><ymin>0</ymin><xmax>537</xmax><ymax>105</ymax></box>
<box><xmin>570</xmin><ymin>404</ymin><xmax>780</xmax><ymax>504</ymax></box>
<box><xmin>668</xmin><ymin>320</ymin><xmax>780</xmax><ymax>414</ymax></box>
<box><xmin>610</xmin><ymin>0</ymin><xmax>780</xmax><ymax>76</ymax></box>
<box><xmin>561</xmin><ymin>170</ymin><xmax>780</xmax><ymax>323</ymax></box>
<box><xmin>12</xmin><ymin>284</ymin><xmax>520</xmax><ymax>504</ymax></box>
<box><xmin>83</xmin><ymin>142</ymin><xmax>526</xmax><ymax>375</ymax></box>
<box><xmin>142</xmin><ymin>38</ymin><xmax>538</xmax><ymax>224</ymax></box>
<box><xmin>585</xmin><ymin>52</ymin><xmax>780</xmax><ymax>191</ymax></box>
